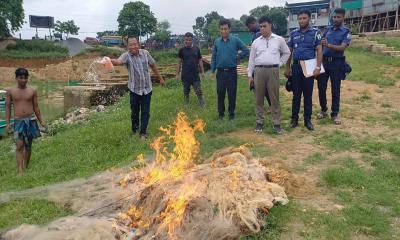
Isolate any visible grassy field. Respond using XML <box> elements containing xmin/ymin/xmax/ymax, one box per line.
<box><xmin>0</xmin><ymin>40</ymin><xmax>69</xmax><ymax>59</ymax></box>
<box><xmin>373</xmin><ymin>36</ymin><xmax>400</xmax><ymax>51</ymax></box>
<box><xmin>0</xmin><ymin>47</ymin><xmax>399</xmax><ymax>238</ymax></box>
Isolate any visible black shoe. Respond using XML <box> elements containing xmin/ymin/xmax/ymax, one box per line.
<box><xmin>290</xmin><ymin>119</ymin><xmax>298</xmax><ymax>128</ymax></box>
<box><xmin>273</xmin><ymin>125</ymin><xmax>283</xmax><ymax>134</ymax></box>
<box><xmin>305</xmin><ymin>121</ymin><xmax>314</xmax><ymax>131</ymax></box>
<box><xmin>228</xmin><ymin>114</ymin><xmax>235</xmax><ymax>121</ymax></box>
<box><xmin>255</xmin><ymin>123</ymin><xmax>264</xmax><ymax>133</ymax></box>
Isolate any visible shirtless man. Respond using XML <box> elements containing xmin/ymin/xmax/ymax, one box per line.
<box><xmin>6</xmin><ymin>68</ymin><xmax>44</xmax><ymax>175</ymax></box>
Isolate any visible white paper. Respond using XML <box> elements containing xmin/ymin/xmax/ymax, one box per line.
<box><xmin>301</xmin><ymin>59</ymin><xmax>325</xmax><ymax>77</ymax></box>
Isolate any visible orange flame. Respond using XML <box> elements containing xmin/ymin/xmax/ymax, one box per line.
<box><xmin>124</xmin><ymin>112</ymin><xmax>205</xmax><ymax>239</ymax></box>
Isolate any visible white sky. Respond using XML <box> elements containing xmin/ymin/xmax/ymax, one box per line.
<box><xmin>14</xmin><ymin>0</ymin><xmax>311</xmax><ymax>40</ymax></box>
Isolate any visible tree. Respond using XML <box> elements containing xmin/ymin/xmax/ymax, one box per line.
<box><xmin>55</xmin><ymin>20</ymin><xmax>80</xmax><ymax>39</ymax></box>
<box><xmin>117</xmin><ymin>1</ymin><xmax>157</xmax><ymax>38</ymax></box>
<box><xmin>229</xmin><ymin>18</ymin><xmax>247</xmax><ymax>32</ymax></box>
<box><xmin>249</xmin><ymin>5</ymin><xmax>270</xmax><ymax>19</ymax></box>
<box><xmin>153</xmin><ymin>20</ymin><xmax>171</xmax><ymax>46</ymax></box>
<box><xmin>249</xmin><ymin>5</ymin><xmax>288</xmax><ymax>36</ymax></box>
<box><xmin>0</xmin><ymin>0</ymin><xmax>24</xmax><ymax>38</ymax></box>
<box><xmin>192</xmin><ymin>11</ymin><xmax>224</xmax><ymax>40</ymax></box>
<box><xmin>207</xmin><ymin>19</ymin><xmax>220</xmax><ymax>42</ymax></box>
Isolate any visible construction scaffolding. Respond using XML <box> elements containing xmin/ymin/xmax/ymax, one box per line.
<box><xmin>343</xmin><ymin>0</ymin><xmax>400</xmax><ymax>32</ymax></box>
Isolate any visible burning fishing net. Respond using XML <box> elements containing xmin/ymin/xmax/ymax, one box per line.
<box><xmin>114</xmin><ymin>112</ymin><xmax>289</xmax><ymax>240</ymax></box>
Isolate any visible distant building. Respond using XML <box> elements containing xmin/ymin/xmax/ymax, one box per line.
<box><xmin>287</xmin><ymin>0</ymin><xmax>400</xmax><ymax>32</ymax></box>
<box><xmin>286</xmin><ymin>0</ymin><xmax>331</xmax><ymax>31</ymax></box>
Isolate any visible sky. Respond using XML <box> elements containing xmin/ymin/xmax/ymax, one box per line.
<box><xmin>14</xmin><ymin>0</ymin><xmax>311</xmax><ymax>40</ymax></box>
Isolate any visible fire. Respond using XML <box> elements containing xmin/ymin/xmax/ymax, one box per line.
<box><xmin>120</xmin><ymin>112</ymin><xmax>205</xmax><ymax>239</ymax></box>
<box><xmin>115</xmin><ymin>112</ymin><xmax>289</xmax><ymax>240</ymax></box>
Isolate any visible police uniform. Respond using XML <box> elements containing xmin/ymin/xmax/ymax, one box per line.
<box><xmin>287</xmin><ymin>26</ymin><xmax>322</xmax><ymax>124</ymax></box>
<box><xmin>317</xmin><ymin>25</ymin><xmax>352</xmax><ymax>118</ymax></box>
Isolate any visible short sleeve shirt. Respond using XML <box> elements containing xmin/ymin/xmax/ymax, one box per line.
<box><xmin>178</xmin><ymin>46</ymin><xmax>202</xmax><ymax>77</ymax></box>
<box><xmin>118</xmin><ymin>49</ymin><xmax>155</xmax><ymax>95</ymax></box>
<box><xmin>288</xmin><ymin>26</ymin><xmax>322</xmax><ymax>60</ymax></box>
<box><xmin>323</xmin><ymin>26</ymin><xmax>352</xmax><ymax>57</ymax></box>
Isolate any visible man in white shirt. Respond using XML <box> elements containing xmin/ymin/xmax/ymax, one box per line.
<box><xmin>248</xmin><ymin>16</ymin><xmax>290</xmax><ymax>134</ymax></box>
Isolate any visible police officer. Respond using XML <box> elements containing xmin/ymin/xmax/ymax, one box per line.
<box><xmin>285</xmin><ymin>9</ymin><xmax>323</xmax><ymax>131</ymax></box>
<box><xmin>316</xmin><ymin>8</ymin><xmax>351</xmax><ymax>125</ymax></box>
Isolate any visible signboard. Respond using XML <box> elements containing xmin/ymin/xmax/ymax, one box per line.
<box><xmin>29</xmin><ymin>15</ymin><xmax>55</xmax><ymax>28</ymax></box>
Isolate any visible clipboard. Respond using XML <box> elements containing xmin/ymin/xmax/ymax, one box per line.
<box><xmin>300</xmin><ymin>59</ymin><xmax>325</xmax><ymax>77</ymax></box>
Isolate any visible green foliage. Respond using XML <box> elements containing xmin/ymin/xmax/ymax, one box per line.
<box><xmin>0</xmin><ymin>0</ymin><xmax>24</xmax><ymax>38</ymax></box>
<box><xmin>153</xmin><ymin>20</ymin><xmax>171</xmax><ymax>44</ymax></box>
<box><xmin>117</xmin><ymin>1</ymin><xmax>157</xmax><ymax>38</ymax></box>
<box><xmin>0</xmin><ymin>40</ymin><xmax>69</xmax><ymax>59</ymax></box>
<box><xmin>192</xmin><ymin>11</ymin><xmax>224</xmax><ymax>40</ymax></box>
<box><xmin>54</xmin><ymin>20</ymin><xmax>80</xmax><ymax>39</ymax></box>
<box><xmin>6</xmin><ymin>40</ymin><xmax>68</xmax><ymax>53</ymax></box>
<box><xmin>207</xmin><ymin>19</ymin><xmax>220</xmax><ymax>42</ymax></box>
<box><xmin>249</xmin><ymin>6</ymin><xmax>288</xmax><ymax>36</ymax></box>
<box><xmin>0</xmin><ymin>199</ymin><xmax>72</xmax><ymax>229</ymax></box>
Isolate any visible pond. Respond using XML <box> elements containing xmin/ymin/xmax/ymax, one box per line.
<box><xmin>0</xmin><ymin>79</ymin><xmax>69</xmax><ymax>122</ymax></box>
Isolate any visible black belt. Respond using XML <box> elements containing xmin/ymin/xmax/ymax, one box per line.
<box><xmin>323</xmin><ymin>56</ymin><xmax>345</xmax><ymax>62</ymax></box>
<box><xmin>217</xmin><ymin>67</ymin><xmax>236</xmax><ymax>72</ymax></box>
<box><xmin>255</xmin><ymin>64</ymin><xmax>279</xmax><ymax>68</ymax></box>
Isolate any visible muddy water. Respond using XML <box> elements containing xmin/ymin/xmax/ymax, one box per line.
<box><xmin>0</xmin><ymin>80</ymin><xmax>67</xmax><ymax>121</ymax></box>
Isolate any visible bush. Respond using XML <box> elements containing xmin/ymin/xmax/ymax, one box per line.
<box><xmin>6</xmin><ymin>40</ymin><xmax>68</xmax><ymax>54</ymax></box>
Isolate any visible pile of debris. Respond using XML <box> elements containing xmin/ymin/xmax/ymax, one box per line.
<box><xmin>114</xmin><ymin>113</ymin><xmax>289</xmax><ymax>239</ymax></box>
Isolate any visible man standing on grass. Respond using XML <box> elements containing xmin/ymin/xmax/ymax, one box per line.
<box><xmin>246</xmin><ymin>16</ymin><xmax>272</xmax><ymax>111</ymax></box>
<box><xmin>110</xmin><ymin>37</ymin><xmax>165</xmax><ymax>140</ymax></box>
<box><xmin>6</xmin><ymin>68</ymin><xmax>45</xmax><ymax>175</ymax></box>
<box><xmin>316</xmin><ymin>8</ymin><xmax>352</xmax><ymax>125</ymax></box>
<box><xmin>176</xmin><ymin>32</ymin><xmax>206</xmax><ymax>107</ymax></box>
<box><xmin>211</xmin><ymin>19</ymin><xmax>249</xmax><ymax>121</ymax></box>
<box><xmin>248</xmin><ymin>16</ymin><xmax>290</xmax><ymax>134</ymax></box>
<box><xmin>285</xmin><ymin>10</ymin><xmax>323</xmax><ymax>131</ymax></box>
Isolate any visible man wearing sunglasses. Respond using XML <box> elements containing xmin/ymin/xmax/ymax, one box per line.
<box><xmin>285</xmin><ymin>10</ymin><xmax>323</xmax><ymax>131</ymax></box>
<box><xmin>248</xmin><ymin>16</ymin><xmax>290</xmax><ymax>134</ymax></box>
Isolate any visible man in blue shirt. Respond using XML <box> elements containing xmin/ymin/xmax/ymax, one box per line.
<box><xmin>316</xmin><ymin>8</ymin><xmax>352</xmax><ymax>125</ymax></box>
<box><xmin>246</xmin><ymin>16</ymin><xmax>271</xmax><ymax>108</ymax></box>
<box><xmin>211</xmin><ymin>19</ymin><xmax>249</xmax><ymax>120</ymax></box>
<box><xmin>285</xmin><ymin>10</ymin><xmax>323</xmax><ymax>131</ymax></box>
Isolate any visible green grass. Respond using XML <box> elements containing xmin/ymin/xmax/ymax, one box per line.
<box><xmin>0</xmin><ymin>74</ymin><xmax>258</xmax><ymax>192</ymax></box>
<box><xmin>0</xmin><ymin>40</ymin><xmax>69</xmax><ymax>59</ymax></box>
<box><xmin>316</xmin><ymin>130</ymin><xmax>356</xmax><ymax>151</ymax></box>
<box><xmin>373</xmin><ymin>36</ymin><xmax>400</xmax><ymax>51</ymax></box>
<box><xmin>0</xmin><ymin>199</ymin><xmax>72</xmax><ymax>229</ymax></box>
<box><xmin>347</xmin><ymin>47</ymin><xmax>399</xmax><ymax>86</ymax></box>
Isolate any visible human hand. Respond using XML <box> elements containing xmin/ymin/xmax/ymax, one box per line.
<box><xmin>313</xmin><ymin>68</ymin><xmax>321</xmax><ymax>77</ymax></box>
<box><xmin>284</xmin><ymin>68</ymin><xmax>292</xmax><ymax>78</ymax></box>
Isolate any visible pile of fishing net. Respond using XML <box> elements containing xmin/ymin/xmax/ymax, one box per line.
<box><xmin>114</xmin><ymin>113</ymin><xmax>289</xmax><ymax>240</ymax></box>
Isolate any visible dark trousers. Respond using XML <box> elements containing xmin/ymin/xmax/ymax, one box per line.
<box><xmin>216</xmin><ymin>70</ymin><xmax>237</xmax><ymax>117</ymax></box>
<box><xmin>317</xmin><ymin>59</ymin><xmax>344</xmax><ymax>117</ymax></box>
<box><xmin>291</xmin><ymin>63</ymin><xmax>314</xmax><ymax>122</ymax></box>
<box><xmin>130</xmin><ymin>91</ymin><xmax>152</xmax><ymax>134</ymax></box>
<box><xmin>182</xmin><ymin>75</ymin><xmax>203</xmax><ymax>100</ymax></box>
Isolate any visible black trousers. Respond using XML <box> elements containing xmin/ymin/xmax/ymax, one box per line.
<box><xmin>291</xmin><ymin>63</ymin><xmax>314</xmax><ymax>123</ymax></box>
<box><xmin>182</xmin><ymin>74</ymin><xmax>203</xmax><ymax>99</ymax></box>
<box><xmin>216</xmin><ymin>70</ymin><xmax>237</xmax><ymax>117</ymax></box>
<box><xmin>317</xmin><ymin>58</ymin><xmax>345</xmax><ymax>117</ymax></box>
<box><xmin>130</xmin><ymin>91</ymin><xmax>152</xmax><ymax>134</ymax></box>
